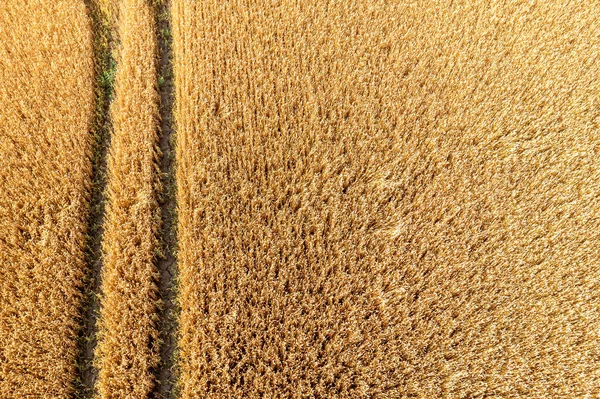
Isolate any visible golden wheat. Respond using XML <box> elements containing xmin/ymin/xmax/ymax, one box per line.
<box><xmin>172</xmin><ymin>1</ymin><xmax>600</xmax><ymax>397</ymax></box>
<box><xmin>93</xmin><ymin>0</ymin><xmax>161</xmax><ymax>397</ymax></box>
<box><xmin>0</xmin><ymin>1</ymin><xmax>95</xmax><ymax>397</ymax></box>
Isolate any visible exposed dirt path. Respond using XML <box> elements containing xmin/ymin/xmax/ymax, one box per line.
<box><xmin>152</xmin><ymin>1</ymin><xmax>177</xmax><ymax>397</ymax></box>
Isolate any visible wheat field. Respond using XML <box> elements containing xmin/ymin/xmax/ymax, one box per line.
<box><xmin>1</xmin><ymin>0</ymin><xmax>600</xmax><ymax>398</ymax></box>
<box><xmin>0</xmin><ymin>1</ymin><xmax>95</xmax><ymax>397</ymax></box>
<box><xmin>93</xmin><ymin>0</ymin><xmax>161</xmax><ymax>398</ymax></box>
<box><xmin>172</xmin><ymin>1</ymin><xmax>600</xmax><ymax>398</ymax></box>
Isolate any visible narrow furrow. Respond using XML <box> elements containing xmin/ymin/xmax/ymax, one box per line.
<box><xmin>152</xmin><ymin>0</ymin><xmax>178</xmax><ymax>397</ymax></box>
<box><xmin>75</xmin><ymin>2</ymin><xmax>115</xmax><ymax>397</ymax></box>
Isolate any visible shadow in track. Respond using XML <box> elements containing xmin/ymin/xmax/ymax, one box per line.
<box><xmin>152</xmin><ymin>0</ymin><xmax>178</xmax><ymax>397</ymax></box>
<box><xmin>76</xmin><ymin>1</ymin><xmax>114</xmax><ymax>397</ymax></box>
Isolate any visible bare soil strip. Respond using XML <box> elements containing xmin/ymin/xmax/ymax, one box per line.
<box><xmin>152</xmin><ymin>1</ymin><xmax>178</xmax><ymax>397</ymax></box>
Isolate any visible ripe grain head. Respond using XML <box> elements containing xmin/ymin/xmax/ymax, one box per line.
<box><xmin>93</xmin><ymin>0</ymin><xmax>161</xmax><ymax>397</ymax></box>
<box><xmin>173</xmin><ymin>1</ymin><xmax>600</xmax><ymax>397</ymax></box>
<box><xmin>0</xmin><ymin>0</ymin><xmax>95</xmax><ymax>397</ymax></box>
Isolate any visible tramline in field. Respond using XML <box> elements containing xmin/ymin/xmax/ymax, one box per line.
<box><xmin>1</xmin><ymin>1</ymin><xmax>600</xmax><ymax>398</ymax></box>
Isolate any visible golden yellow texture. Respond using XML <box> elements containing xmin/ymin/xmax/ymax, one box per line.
<box><xmin>0</xmin><ymin>1</ymin><xmax>95</xmax><ymax>397</ymax></box>
<box><xmin>93</xmin><ymin>0</ymin><xmax>161</xmax><ymax>397</ymax></box>
<box><xmin>173</xmin><ymin>1</ymin><xmax>600</xmax><ymax>397</ymax></box>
